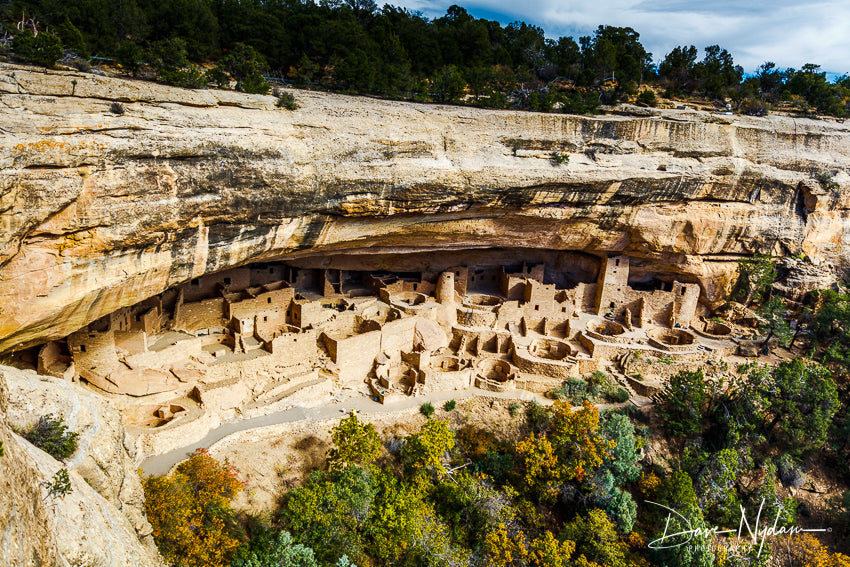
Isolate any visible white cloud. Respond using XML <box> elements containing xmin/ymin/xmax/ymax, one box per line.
<box><xmin>384</xmin><ymin>0</ymin><xmax>850</xmax><ymax>74</ymax></box>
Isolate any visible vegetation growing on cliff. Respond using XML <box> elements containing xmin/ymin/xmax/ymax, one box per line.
<box><xmin>20</xmin><ymin>413</ymin><xmax>78</xmax><ymax>461</ymax></box>
<box><xmin>1</xmin><ymin>1</ymin><xmax>848</xmax><ymax>117</ymax></box>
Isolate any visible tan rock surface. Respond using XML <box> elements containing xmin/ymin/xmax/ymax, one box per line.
<box><xmin>2</xmin><ymin>366</ymin><xmax>155</xmax><ymax>544</ymax></box>
<box><xmin>2</xmin><ymin>63</ymin><xmax>849</xmax><ymax>352</ymax></box>
<box><xmin>0</xmin><ymin>366</ymin><xmax>162</xmax><ymax>566</ymax></box>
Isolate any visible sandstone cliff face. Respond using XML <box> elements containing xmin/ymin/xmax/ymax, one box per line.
<box><xmin>3</xmin><ymin>367</ymin><xmax>155</xmax><ymax>544</ymax></box>
<box><xmin>1</xmin><ymin>63</ymin><xmax>849</xmax><ymax>352</ymax></box>
<box><xmin>0</xmin><ymin>366</ymin><xmax>162</xmax><ymax>566</ymax></box>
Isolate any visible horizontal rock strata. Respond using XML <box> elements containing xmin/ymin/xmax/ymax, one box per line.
<box><xmin>1</xmin><ymin>63</ymin><xmax>849</xmax><ymax>352</ymax></box>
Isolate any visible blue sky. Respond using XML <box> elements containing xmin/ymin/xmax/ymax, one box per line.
<box><xmin>386</xmin><ymin>0</ymin><xmax>850</xmax><ymax>76</ymax></box>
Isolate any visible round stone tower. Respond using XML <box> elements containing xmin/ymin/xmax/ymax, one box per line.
<box><xmin>435</xmin><ymin>271</ymin><xmax>455</xmax><ymax>305</ymax></box>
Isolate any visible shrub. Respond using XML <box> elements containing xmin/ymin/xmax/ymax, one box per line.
<box><xmin>420</xmin><ymin>402</ymin><xmax>435</xmax><ymax>418</ymax></box>
<box><xmin>71</xmin><ymin>59</ymin><xmax>91</xmax><ymax>72</ymax></box>
<box><xmin>205</xmin><ymin>67</ymin><xmax>230</xmax><ymax>88</ymax></box>
<box><xmin>777</xmin><ymin>454</ymin><xmax>805</xmax><ymax>488</ymax></box>
<box><xmin>605</xmin><ymin>388</ymin><xmax>630</xmax><ymax>404</ymax></box>
<box><xmin>13</xmin><ymin>29</ymin><xmax>63</xmax><ymax>67</ymax></box>
<box><xmin>43</xmin><ymin>468</ymin><xmax>73</xmax><ymax>501</ymax></box>
<box><xmin>158</xmin><ymin>66</ymin><xmax>207</xmax><ymax>89</ymax></box>
<box><xmin>526</xmin><ymin>401</ymin><xmax>552</xmax><ymax>433</ymax></box>
<box><xmin>240</xmin><ymin>72</ymin><xmax>270</xmax><ymax>94</ymax></box>
<box><xmin>144</xmin><ymin>449</ymin><xmax>242</xmax><ymax>567</ymax></box>
<box><xmin>638</xmin><ymin>89</ymin><xmax>657</xmax><ymax>106</ymax></box>
<box><xmin>508</xmin><ymin>402</ymin><xmax>521</xmax><ymax>417</ymax></box>
<box><xmin>22</xmin><ymin>413</ymin><xmax>79</xmax><ymax>461</ymax></box>
<box><xmin>739</xmin><ymin>97</ymin><xmax>770</xmax><ymax>116</ymax></box>
<box><xmin>116</xmin><ymin>41</ymin><xmax>144</xmax><ymax>75</ymax></box>
<box><xmin>231</xmin><ymin>526</ymin><xmax>319</xmax><ymax>567</ymax></box>
<box><xmin>276</xmin><ymin>90</ymin><xmax>297</xmax><ymax>110</ymax></box>
<box><xmin>551</xmin><ymin>151</ymin><xmax>569</xmax><ymax>165</ymax></box>
<box><xmin>110</xmin><ymin>102</ymin><xmax>125</xmax><ymax>114</ymax></box>
<box><xmin>56</xmin><ymin>16</ymin><xmax>89</xmax><ymax>59</ymax></box>
<box><xmin>443</xmin><ymin>400</ymin><xmax>456</xmax><ymax>411</ymax></box>
<box><xmin>552</xmin><ymin>378</ymin><xmax>588</xmax><ymax>403</ymax></box>
<box><xmin>327</xmin><ymin>413</ymin><xmax>381</xmax><ymax>471</ymax></box>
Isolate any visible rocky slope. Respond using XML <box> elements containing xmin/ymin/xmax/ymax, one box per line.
<box><xmin>1</xmin><ymin>63</ymin><xmax>849</xmax><ymax>352</ymax></box>
<box><xmin>0</xmin><ymin>366</ymin><xmax>162</xmax><ymax>566</ymax></box>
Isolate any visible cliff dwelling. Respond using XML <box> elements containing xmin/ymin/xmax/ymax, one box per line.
<box><xmin>14</xmin><ymin>247</ymin><xmax>754</xmax><ymax>447</ymax></box>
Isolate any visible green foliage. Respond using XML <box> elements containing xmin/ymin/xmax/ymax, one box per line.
<box><xmin>648</xmin><ymin>471</ymin><xmax>715</xmax><ymax>567</ymax></box>
<box><xmin>282</xmin><ymin>466</ymin><xmax>374</xmax><ymax>564</ymax></box>
<box><xmin>431</xmin><ymin>64</ymin><xmax>466</xmax><ymax>103</ymax></box>
<box><xmin>551</xmin><ymin>378</ymin><xmax>588</xmax><ymax>403</ymax></box>
<box><xmin>757</xmin><ymin>296</ymin><xmax>793</xmax><ymax>348</ymax></box>
<box><xmin>561</xmin><ymin>508</ymin><xmax>631</xmax><ymax>567</ymax></box>
<box><xmin>656</xmin><ymin>369</ymin><xmax>710</xmax><ymax>437</ymax></box>
<box><xmin>401</xmin><ymin>418</ymin><xmax>455</xmax><ymax>478</ymax></box>
<box><xmin>551</xmin><ymin>151</ymin><xmax>569</xmax><ymax>165</ymax></box>
<box><xmin>732</xmin><ymin>253</ymin><xmax>777</xmax><ymax>306</ymax></box>
<box><xmin>0</xmin><ymin>439</ymin><xmax>4</xmax><ymax>457</ymax></box>
<box><xmin>144</xmin><ymin>449</ymin><xmax>243</xmax><ymax>567</ymax></box>
<box><xmin>443</xmin><ymin>399</ymin><xmax>456</xmax><ymax>411</ymax></box>
<box><xmin>764</xmin><ymin>359</ymin><xmax>838</xmax><ymax>454</ymax></box>
<box><xmin>231</xmin><ymin>527</ymin><xmax>319</xmax><ymax>567</ymax></box>
<box><xmin>420</xmin><ymin>402</ymin><xmax>435</xmax><ymax>418</ymax></box>
<box><xmin>150</xmin><ymin>38</ymin><xmax>207</xmax><ymax>88</ymax></box>
<box><xmin>526</xmin><ymin>400</ymin><xmax>553</xmax><ymax>433</ymax></box>
<box><xmin>600</xmin><ymin>412</ymin><xmax>641</xmax><ymax>485</ymax></box>
<box><xmin>276</xmin><ymin>90</ymin><xmax>297</xmax><ymax>110</ymax></box>
<box><xmin>327</xmin><ymin>413</ymin><xmax>381</xmax><ymax>472</ymax></box>
<box><xmin>604</xmin><ymin>487</ymin><xmax>637</xmax><ymax>533</ymax></box>
<box><xmin>3</xmin><ymin>1</ymin><xmax>848</xmax><ymax>116</ymax></box>
<box><xmin>238</xmin><ymin>73</ymin><xmax>270</xmax><ymax>95</ymax></box>
<box><xmin>56</xmin><ymin>17</ymin><xmax>89</xmax><ymax>59</ymax></box>
<box><xmin>13</xmin><ymin>29</ymin><xmax>63</xmax><ymax>67</ymax></box>
<box><xmin>206</xmin><ymin>67</ymin><xmax>230</xmax><ymax>88</ymax></box>
<box><xmin>808</xmin><ymin>289</ymin><xmax>850</xmax><ymax>374</ymax></box>
<box><xmin>816</xmin><ymin>171</ymin><xmax>840</xmax><ymax>191</ymax></box>
<box><xmin>116</xmin><ymin>41</ymin><xmax>144</xmax><ymax>75</ymax></box>
<box><xmin>508</xmin><ymin>402</ymin><xmax>521</xmax><ymax>417</ymax></box>
<box><xmin>605</xmin><ymin>388</ymin><xmax>630</xmax><ymax>404</ymax></box>
<box><xmin>22</xmin><ymin>413</ymin><xmax>79</xmax><ymax>461</ymax></box>
<box><xmin>43</xmin><ymin>468</ymin><xmax>73</xmax><ymax>500</ymax></box>
<box><xmin>637</xmin><ymin>89</ymin><xmax>657</xmax><ymax>106</ymax></box>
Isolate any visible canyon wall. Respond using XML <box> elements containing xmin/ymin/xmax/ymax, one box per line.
<box><xmin>0</xmin><ymin>366</ymin><xmax>163</xmax><ymax>566</ymax></box>
<box><xmin>1</xmin><ymin>63</ymin><xmax>849</xmax><ymax>352</ymax></box>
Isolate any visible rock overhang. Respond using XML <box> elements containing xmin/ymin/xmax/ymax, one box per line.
<box><xmin>2</xmin><ymin>62</ymin><xmax>849</xmax><ymax>352</ymax></box>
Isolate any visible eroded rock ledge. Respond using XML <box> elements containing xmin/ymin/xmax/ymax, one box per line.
<box><xmin>1</xmin><ymin>63</ymin><xmax>849</xmax><ymax>352</ymax></box>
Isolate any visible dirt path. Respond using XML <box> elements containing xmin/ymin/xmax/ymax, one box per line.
<box><xmin>140</xmin><ymin>387</ymin><xmax>552</xmax><ymax>476</ymax></box>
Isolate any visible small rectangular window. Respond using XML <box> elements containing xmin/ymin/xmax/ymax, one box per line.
<box><xmin>534</xmin><ymin>305</ymin><xmax>539</xmax><ymax>311</ymax></box>
<box><xmin>80</xmin><ymin>345</ymin><xmax>87</xmax><ymax>353</ymax></box>
<box><xmin>615</xmin><ymin>259</ymin><xmax>620</xmax><ymax>266</ymax></box>
<box><xmin>267</xmin><ymin>297</ymin><xmax>272</xmax><ymax>303</ymax></box>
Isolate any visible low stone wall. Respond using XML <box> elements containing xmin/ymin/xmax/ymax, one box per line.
<box><xmin>512</xmin><ymin>347</ymin><xmax>575</xmax><ymax>379</ymax></box>
<box><xmin>646</xmin><ymin>328</ymin><xmax>697</xmax><ymax>352</ymax></box>
<box><xmin>457</xmin><ymin>306</ymin><xmax>497</xmax><ymax>328</ymax></box>
<box><xmin>421</xmin><ymin>367</ymin><xmax>472</xmax><ymax>394</ymax></box>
